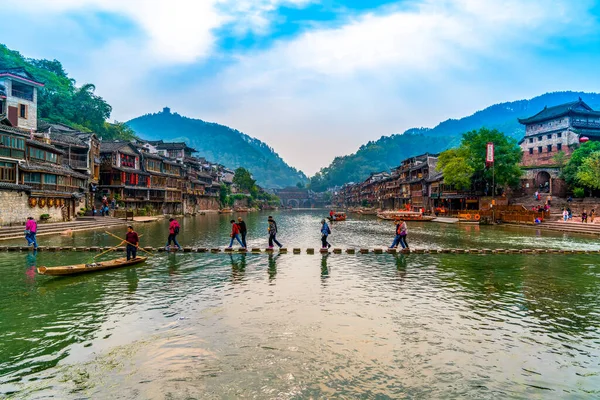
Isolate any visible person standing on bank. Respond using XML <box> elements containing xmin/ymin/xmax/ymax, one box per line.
<box><xmin>237</xmin><ymin>217</ymin><xmax>247</xmax><ymax>248</ymax></box>
<box><xmin>321</xmin><ymin>219</ymin><xmax>332</xmax><ymax>249</ymax></box>
<box><xmin>267</xmin><ymin>216</ymin><xmax>283</xmax><ymax>249</ymax></box>
<box><xmin>227</xmin><ymin>219</ymin><xmax>245</xmax><ymax>249</ymax></box>
<box><xmin>121</xmin><ymin>225</ymin><xmax>139</xmax><ymax>261</ymax></box>
<box><xmin>166</xmin><ymin>218</ymin><xmax>182</xmax><ymax>251</ymax></box>
<box><xmin>25</xmin><ymin>217</ymin><xmax>38</xmax><ymax>250</ymax></box>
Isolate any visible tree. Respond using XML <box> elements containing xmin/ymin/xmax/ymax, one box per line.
<box><xmin>437</xmin><ymin>147</ymin><xmax>474</xmax><ymax>190</ymax></box>
<box><xmin>219</xmin><ymin>183</ymin><xmax>232</xmax><ymax>207</ymax></box>
<box><xmin>437</xmin><ymin>128</ymin><xmax>522</xmax><ymax>191</ymax></box>
<box><xmin>576</xmin><ymin>151</ymin><xmax>600</xmax><ymax>190</ymax></box>
<box><xmin>296</xmin><ymin>181</ymin><xmax>305</xmax><ymax>189</ymax></box>
<box><xmin>553</xmin><ymin>151</ymin><xmax>567</xmax><ymax>174</ymax></box>
<box><xmin>233</xmin><ymin>167</ymin><xmax>256</xmax><ymax>193</ymax></box>
<box><xmin>563</xmin><ymin>141</ymin><xmax>600</xmax><ymax>186</ymax></box>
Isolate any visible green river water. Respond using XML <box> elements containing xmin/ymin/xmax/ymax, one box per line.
<box><xmin>1</xmin><ymin>210</ymin><xmax>599</xmax><ymax>399</ymax></box>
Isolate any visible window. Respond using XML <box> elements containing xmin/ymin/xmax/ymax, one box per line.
<box><xmin>528</xmin><ymin>138</ymin><xmax>534</xmax><ymax>143</ymax></box>
<box><xmin>43</xmin><ymin>174</ymin><xmax>57</xmax><ymax>184</ymax></box>
<box><xmin>0</xmin><ymin>134</ymin><xmax>25</xmax><ymax>159</ymax></box>
<box><xmin>557</xmin><ymin>132</ymin><xmax>562</xmax><ymax>138</ymax></box>
<box><xmin>19</xmin><ymin>104</ymin><xmax>28</xmax><ymax>119</ymax></box>
<box><xmin>547</xmin><ymin>144</ymin><xmax>553</xmax><ymax>152</ymax></box>
<box><xmin>0</xmin><ymin>161</ymin><xmax>16</xmax><ymax>182</ymax></box>
<box><xmin>28</xmin><ymin>147</ymin><xmax>59</xmax><ymax>163</ymax></box>
<box><xmin>547</xmin><ymin>134</ymin><xmax>552</xmax><ymax>139</ymax></box>
<box><xmin>538</xmin><ymin>136</ymin><xmax>542</xmax><ymax>141</ymax></box>
<box><xmin>538</xmin><ymin>146</ymin><xmax>543</xmax><ymax>153</ymax></box>
<box><xmin>557</xmin><ymin>143</ymin><xmax>562</xmax><ymax>151</ymax></box>
<box><xmin>528</xmin><ymin>148</ymin><xmax>533</xmax><ymax>155</ymax></box>
<box><xmin>23</xmin><ymin>172</ymin><xmax>41</xmax><ymax>183</ymax></box>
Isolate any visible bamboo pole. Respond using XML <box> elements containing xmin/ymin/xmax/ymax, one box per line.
<box><xmin>104</xmin><ymin>231</ymin><xmax>154</xmax><ymax>256</ymax></box>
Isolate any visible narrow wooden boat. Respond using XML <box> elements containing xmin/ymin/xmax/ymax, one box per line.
<box><xmin>37</xmin><ymin>256</ymin><xmax>148</xmax><ymax>276</ymax></box>
<box><xmin>218</xmin><ymin>208</ymin><xmax>233</xmax><ymax>214</ymax></box>
<box><xmin>377</xmin><ymin>211</ymin><xmax>435</xmax><ymax>221</ymax></box>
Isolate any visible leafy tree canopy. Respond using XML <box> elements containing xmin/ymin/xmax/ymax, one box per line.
<box><xmin>437</xmin><ymin>128</ymin><xmax>522</xmax><ymax>190</ymax></box>
<box><xmin>562</xmin><ymin>141</ymin><xmax>600</xmax><ymax>187</ymax></box>
<box><xmin>233</xmin><ymin>167</ymin><xmax>256</xmax><ymax>192</ymax></box>
<box><xmin>576</xmin><ymin>151</ymin><xmax>600</xmax><ymax>190</ymax></box>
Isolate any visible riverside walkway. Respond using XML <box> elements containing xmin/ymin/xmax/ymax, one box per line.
<box><xmin>1</xmin><ymin>246</ymin><xmax>597</xmax><ymax>255</ymax></box>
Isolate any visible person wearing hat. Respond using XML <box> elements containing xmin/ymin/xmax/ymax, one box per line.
<box><xmin>321</xmin><ymin>219</ymin><xmax>332</xmax><ymax>249</ymax></box>
<box><xmin>120</xmin><ymin>225</ymin><xmax>139</xmax><ymax>260</ymax></box>
<box><xmin>24</xmin><ymin>217</ymin><xmax>38</xmax><ymax>250</ymax></box>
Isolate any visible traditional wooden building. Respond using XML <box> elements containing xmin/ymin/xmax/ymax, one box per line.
<box><xmin>0</xmin><ymin>68</ymin><xmax>45</xmax><ymax>131</ymax></box>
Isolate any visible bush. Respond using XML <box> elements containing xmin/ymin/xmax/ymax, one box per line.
<box><xmin>573</xmin><ymin>187</ymin><xmax>585</xmax><ymax>198</ymax></box>
<box><xmin>40</xmin><ymin>214</ymin><xmax>51</xmax><ymax>221</ymax></box>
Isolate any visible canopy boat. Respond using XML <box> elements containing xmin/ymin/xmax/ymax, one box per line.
<box><xmin>37</xmin><ymin>256</ymin><xmax>148</xmax><ymax>276</ymax></box>
<box><xmin>377</xmin><ymin>211</ymin><xmax>435</xmax><ymax>221</ymax></box>
<box><xmin>328</xmin><ymin>212</ymin><xmax>347</xmax><ymax>221</ymax></box>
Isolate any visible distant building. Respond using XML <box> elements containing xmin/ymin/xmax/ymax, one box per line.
<box><xmin>0</xmin><ymin>68</ymin><xmax>44</xmax><ymax>131</ymax></box>
<box><xmin>518</xmin><ymin>98</ymin><xmax>600</xmax><ymax>196</ymax></box>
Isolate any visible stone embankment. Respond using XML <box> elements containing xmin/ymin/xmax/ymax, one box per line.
<box><xmin>0</xmin><ymin>246</ymin><xmax>597</xmax><ymax>255</ymax></box>
<box><xmin>0</xmin><ymin>217</ymin><xmax>127</xmax><ymax>241</ymax></box>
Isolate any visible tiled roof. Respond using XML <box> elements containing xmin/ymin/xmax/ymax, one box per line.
<box><xmin>518</xmin><ymin>99</ymin><xmax>600</xmax><ymax>124</ymax></box>
<box><xmin>0</xmin><ymin>67</ymin><xmax>44</xmax><ymax>86</ymax></box>
<box><xmin>0</xmin><ymin>182</ymin><xmax>31</xmax><ymax>191</ymax></box>
<box><xmin>48</xmin><ymin>132</ymin><xmax>88</xmax><ymax>148</ymax></box>
<box><xmin>27</xmin><ymin>139</ymin><xmax>66</xmax><ymax>154</ymax></box>
<box><xmin>100</xmin><ymin>141</ymin><xmax>138</xmax><ymax>155</ymax></box>
<box><xmin>19</xmin><ymin>161</ymin><xmax>88</xmax><ymax>179</ymax></box>
<box><xmin>156</xmin><ymin>142</ymin><xmax>198</xmax><ymax>152</ymax></box>
<box><xmin>0</xmin><ymin>124</ymin><xmax>29</xmax><ymax>136</ymax></box>
<box><xmin>113</xmin><ymin>166</ymin><xmax>149</xmax><ymax>175</ymax></box>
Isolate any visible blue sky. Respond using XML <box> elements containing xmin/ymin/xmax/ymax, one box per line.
<box><xmin>2</xmin><ymin>0</ymin><xmax>600</xmax><ymax>175</ymax></box>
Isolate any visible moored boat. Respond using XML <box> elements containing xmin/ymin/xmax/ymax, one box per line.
<box><xmin>377</xmin><ymin>211</ymin><xmax>435</xmax><ymax>221</ymax></box>
<box><xmin>218</xmin><ymin>208</ymin><xmax>233</xmax><ymax>214</ymax></box>
<box><xmin>37</xmin><ymin>256</ymin><xmax>148</xmax><ymax>276</ymax></box>
<box><xmin>328</xmin><ymin>212</ymin><xmax>347</xmax><ymax>221</ymax></box>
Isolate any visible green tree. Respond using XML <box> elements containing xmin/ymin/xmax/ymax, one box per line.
<box><xmin>437</xmin><ymin>147</ymin><xmax>474</xmax><ymax>190</ymax></box>
<box><xmin>576</xmin><ymin>151</ymin><xmax>600</xmax><ymax>190</ymax></box>
<box><xmin>563</xmin><ymin>141</ymin><xmax>600</xmax><ymax>186</ymax></box>
<box><xmin>296</xmin><ymin>181</ymin><xmax>305</xmax><ymax>189</ymax></box>
<box><xmin>437</xmin><ymin>128</ymin><xmax>522</xmax><ymax>191</ymax></box>
<box><xmin>553</xmin><ymin>150</ymin><xmax>568</xmax><ymax>175</ymax></box>
<box><xmin>233</xmin><ymin>167</ymin><xmax>256</xmax><ymax>193</ymax></box>
<box><xmin>219</xmin><ymin>183</ymin><xmax>232</xmax><ymax>207</ymax></box>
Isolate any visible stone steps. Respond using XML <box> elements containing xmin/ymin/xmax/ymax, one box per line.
<box><xmin>0</xmin><ymin>219</ymin><xmax>127</xmax><ymax>240</ymax></box>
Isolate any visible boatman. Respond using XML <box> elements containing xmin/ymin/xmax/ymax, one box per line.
<box><xmin>121</xmin><ymin>225</ymin><xmax>139</xmax><ymax>260</ymax></box>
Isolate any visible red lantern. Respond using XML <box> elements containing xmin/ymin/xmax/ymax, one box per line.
<box><xmin>579</xmin><ymin>136</ymin><xmax>590</xmax><ymax>143</ymax></box>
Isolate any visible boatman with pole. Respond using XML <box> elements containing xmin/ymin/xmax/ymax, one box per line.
<box><xmin>120</xmin><ymin>225</ymin><xmax>140</xmax><ymax>260</ymax></box>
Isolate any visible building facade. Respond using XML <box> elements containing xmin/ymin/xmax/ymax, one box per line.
<box><xmin>517</xmin><ymin>98</ymin><xmax>600</xmax><ymax>196</ymax></box>
<box><xmin>0</xmin><ymin>68</ymin><xmax>44</xmax><ymax>131</ymax></box>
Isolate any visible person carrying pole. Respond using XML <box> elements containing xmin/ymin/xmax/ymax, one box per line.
<box><xmin>119</xmin><ymin>225</ymin><xmax>139</xmax><ymax>261</ymax></box>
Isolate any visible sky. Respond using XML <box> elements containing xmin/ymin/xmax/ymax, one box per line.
<box><xmin>2</xmin><ymin>0</ymin><xmax>600</xmax><ymax>175</ymax></box>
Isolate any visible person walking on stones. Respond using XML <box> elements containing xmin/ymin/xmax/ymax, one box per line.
<box><xmin>237</xmin><ymin>217</ymin><xmax>247</xmax><ymax>248</ymax></box>
<box><xmin>591</xmin><ymin>209</ymin><xmax>596</xmax><ymax>223</ymax></box>
<box><xmin>267</xmin><ymin>216</ymin><xmax>282</xmax><ymax>249</ymax></box>
<box><xmin>582</xmin><ymin>209</ymin><xmax>588</xmax><ymax>224</ymax></box>
<box><xmin>227</xmin><ymin>219</ymin><xmax>245</xmax><ymax>249</ymax></box>
<box><xmin>321</xmin><ymin>219</ymin><xmax>332</xmax><ymax>249</ymax></box>
<box><xmin>24</xmin><ymin>216</ymin><xmax>38</xmax><ymax>250</ymax></box>
<box><xmin>166</xmin><ymin>218</ymin><xmax>182</xmax><ymax>251</ymax></box>
<box><xmin>391</xmin><ymin>218</ymin><xmax>409</xmax><ymax>250</ymax></box>
<box><xmin>120</xmin><ymin>225</ymin><xmax>139</xmax><ymax>261</ymax></box>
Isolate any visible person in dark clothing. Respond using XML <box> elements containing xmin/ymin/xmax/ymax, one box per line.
<box><xmin>237</xmin><ymin>217</ymin><xmax>247</xmax><ymax>248</ymax></box>
<box><xmin>321</xmin><ymin>219</ymin><xmax>331</xmax><ymax>249</ymax></box>
<box><xmin>121</xmin><ymin>225</ymin><xmax>139</xmax><ymax>260</ymax></box>
<box><xmin>267</xmin><ymin>216</ymin><xmax>282</xmax><ymax>249</ymax></box>
<box><xmin>228</xmin><ymin>219</ymin><xmax>245</xmax><ymax>249</ymax></box>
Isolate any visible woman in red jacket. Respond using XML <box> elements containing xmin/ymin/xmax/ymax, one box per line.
<box><xmin>166</xmin><ymin>218</ymin><xmax>182</xmax><ymax>251</ymax></box>
<box><xmin>227</xmin><ymin>219</ymin><xmax>245</xmax><ymax>249</ymax></box>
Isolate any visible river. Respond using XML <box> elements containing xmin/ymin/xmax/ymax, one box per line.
<box><xmin>1</xmin><ymin>210</ymin><xmax>599</xmax><ymax>399</ymax></box>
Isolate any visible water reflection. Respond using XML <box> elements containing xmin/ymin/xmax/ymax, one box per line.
<box><xmin>268</xmin><ymin>253</ymin><xmax>279</xmax><ymax>282</ymax></box>
<box><xmin>320</xmin><ymin>254</ymin><xmax>330</xmax><ymax>282</ymax></box>
<box><xmin>394</xmin><ymin>254</ymin><xmax>407</xmax><ymax>280</ymax></box>
<box><xmin>25</xmin><ymin>251</ymin><xmax>37</xmax><ymax>283</ymax></box>
<box><xmin>229</xmin><ymin>253</ymin><xmax>246</xmax><ymax>284</ymax></box>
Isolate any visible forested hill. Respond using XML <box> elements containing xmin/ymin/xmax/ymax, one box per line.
<box><xmin>309</xmin><ymin>91</ymin><xmax>600</xmax><ymax>191</ymax></box>
<box><xmin>127</xmin><ymin>109</ymin><xmax>307</xmax><ymax>189</ymax></box>
<box><xmin>0</xmin><ymin>44</ymin><xmax>134</xmax><ymax>140</ymax></box>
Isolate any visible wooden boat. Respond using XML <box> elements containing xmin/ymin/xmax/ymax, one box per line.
<box><xmin>357</xmin><ymin>208</ymin><xmax>379</xmax><ymax>215</ymax></box>
<box><xmin>37</xmin><ymin>256</ymin><xmax>148</xmax><ymax>276</ymax></box>
<box><xmin>377</xmin><ymin>211</ymin><xmax>435</xmax><ymax>221</ymax></box>
<box><xmin>218</xmin><ymin>208</ymin><xmax>233</xmax><ymax>214</ymax></box>
<box><xmin>327</xmin><ymin>212</ymin><xmax>347</xmax><ymax>221</ymax></box>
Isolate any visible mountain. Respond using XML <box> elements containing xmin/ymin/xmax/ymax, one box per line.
<box><xmin>309</xmin><ymin>91</ymin><xmax>600</xmax><ymax>191</ymax></box>
<box><xmin>127</xmin><ymin>109</ymin><xmax>307</xmax><ymax>189</ymax></box>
